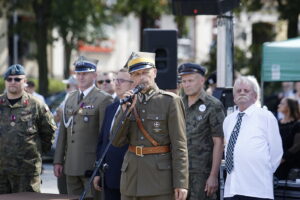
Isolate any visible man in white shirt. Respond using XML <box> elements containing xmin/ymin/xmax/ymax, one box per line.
<box><xmin>223</xmin><ymin>76</ymin><xmax>283</xmax><ymax>200</ymax></box>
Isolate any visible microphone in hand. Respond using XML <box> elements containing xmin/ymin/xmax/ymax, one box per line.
<box><xmin>120</xmin><ymin>84</ymin><xmax>145</xmax><ymax>105</ymax></box>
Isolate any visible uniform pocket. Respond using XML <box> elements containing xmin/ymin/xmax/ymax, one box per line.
<box><xmin>146</xmin><ymin>114</ymin><xmax>167</xmax><ymax>135</ymax></box>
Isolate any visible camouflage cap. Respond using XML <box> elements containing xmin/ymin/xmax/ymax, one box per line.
<box><xmin>4</xmin><ymin>64</ymin><xmax>26</xmax><ymax>79</ymax></box>
<box><xmin>178</xmin><ymin>63</ymin><xmax>206</xmax><ymax>76</ymax></box>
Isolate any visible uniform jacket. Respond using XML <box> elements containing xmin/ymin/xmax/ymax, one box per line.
<box><xmin>54</xmin><ymin>86</ymin><xmax>113</xmax><ymax>176</ymax></box>
<box><xmin>182</xmin><ymin>90</ymin><xmax>225</xmax><ymax>174</ymax></box>
<box><xmin>112</xmin><ymin>86</ymin><xmax>189</xmax><ymax>197</ymax></box>
<box><xmin>96</xmin><ymin>101</ymin><xmax>128</xmax><ymax>189</ymax></box>
<box><xmin>0</xmin><ymin>91</ymin><xmax>56</xmax><ymax>175</ymax></box>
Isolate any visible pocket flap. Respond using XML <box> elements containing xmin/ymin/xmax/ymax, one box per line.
<box><xmin>147</xmin><ymin>114</ymin><xmax>165</xmax><ymax>120</ymax></box>
<box><xmin>157</xmin><ymin>161</ymin><xmax>172</xmax><ymax>170</ymax></box>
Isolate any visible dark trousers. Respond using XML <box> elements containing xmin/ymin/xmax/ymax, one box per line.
<box><xmin>105</xmin><ymin>187</ymin><xmax>121</xmax><ymax>200</ymax></box>
<box><xmin>225</xmin><ymin>195</ymin><xmax>272</xmax><ymax>200</ymax></box>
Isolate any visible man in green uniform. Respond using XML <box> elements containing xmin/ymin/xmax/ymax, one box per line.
<box><xmin>112</xmin><ymin>53</ymin><xmax>189</xmax><ymax>200</ymax></box>
<box><xmin>0</xmin><ymin>64</ymin><xmax>56</xmax><ymax>194</ymax></box>
<box><xmin>178</xmin><ymin>63</ymin><xmax>225</xmax><ymax>200</ymax></box>
<box><xmin>53</xmin><ymin>56</ymin><xmax>113</xmax><ymax>199</ymax></box>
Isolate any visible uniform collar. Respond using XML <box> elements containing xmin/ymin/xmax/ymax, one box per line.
<box><xmin>138</xmin><ymin>84</ymin><xmax>159</xmax><ymax>102</ymax></box>
<box><xmin>79</xmin><ymin>84</ymin><xmax>95</xmax><ymax>98</ymax></box>
<box><xmin>1</xmin><ymin>91</ymin><xmax>30</xmax><ymax>107</ymax></box>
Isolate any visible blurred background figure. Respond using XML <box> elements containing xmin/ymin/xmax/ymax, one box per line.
<box><xmin>206</xmin><ymin>71</ymin><xmax>216</xmax><ymax>96</ymax></box>
<box><xmin>275</xmin><ymin>97</ymin><xmax>300</xmax><ymax>180</ymax></box>
<box><xmin>97</xmin><ymin>72</ymin><xmax>116</xmax><ymax>99</ymax></box>
<box><xmin>25</xmin><ymin>80</ymin><xmax>46</xmax><ymax>103</ymax></box>
<box><xmin>293</xmin><ymin>82</ymin><xmax>300</xmax><ymax>103</ymax></box>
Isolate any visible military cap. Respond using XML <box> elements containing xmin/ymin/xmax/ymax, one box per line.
<box><xmin>126</xmin><ymin>52</ymin><xmax>156</xmax><ymax>73</ymax></box>
<box><xmin>178</xmin><ymin>63</ymin><xmax>206</xmax><ymax>76</ymax></box>
<box><xmin>4</xmin><ymin>64</ymin><xmax>26</xmax><ymax>80</ymax></box>
<box><xmin>74</xmin><ymin>56</ymin><xmax>97</xmax><ymax>72</ymax></box>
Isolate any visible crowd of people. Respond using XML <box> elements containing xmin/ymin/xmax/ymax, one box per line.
<box><xmin>0</xmin><ymin>52</ymin><xmax>299</xmax><ymax>200</ymax></box>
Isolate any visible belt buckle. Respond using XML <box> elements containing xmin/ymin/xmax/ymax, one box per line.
<box><xmin>136</xmin><ymin>146</ymin><xmax>144</xmax><ymax>157</ymax></box>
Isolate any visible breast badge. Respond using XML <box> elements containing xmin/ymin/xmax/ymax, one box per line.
<box><xmin>199</xmin><ymin>104</ymin><xmax>206</xmax><ymax>112</ymax></box>
<box><xmin>153</xmin><ymin>121</ymin><xmax>162</xmax><ymax>132</ymax></box>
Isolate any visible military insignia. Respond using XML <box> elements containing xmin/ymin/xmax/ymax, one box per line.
<box><xmin>0</xmin><ymin>98</ymin><xmax>5</xmax><ymax>104</ymax></box>
<box><xmin>78</xmin><ymin>108</ymin><xmax>83</xmax><ymax>114</ymax></box>
<box><xmin>83</xmin><ymin>105</ymin><xmax>94</xmax><ymax>109</ymax></box>
<box><xmin>199</xmin><ymin>104</ymin><xmax>206</xmax><ymax>112</ymax></box>
<box><xmin>153</xmin><ymin>121</ymin><xmax>162</xmax><ymax>132</ymax></box>
<box><xmin>83</xmin><ymin>116</ymin><xmax>89</xmax><ymax>122</ymax></box>
<box><xmin>197</xmin><ymin>115</ymin><xmax>203</xmax><ymax>121</ymax></box>
<box><xmin>11</xmin><ymin>68</ymin><xmax>16</xmax><ymax>75</ymax></box>
<box><xmin>154</xmin><ymin>121</ymin><xmax>160</xmax><ymax>127</ymax></box>
<box><xmin>10</xmin><ymin>122</ymin><xmax>16</xmax><ymax>126</ymax></box>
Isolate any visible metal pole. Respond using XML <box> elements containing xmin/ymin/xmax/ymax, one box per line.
<box><xmin>13</xmin><ymin>8</ymin><xmax>19</xmax><ymax>64</ymax></box>
<box><xmin>217</xmin><ymin>12</ymin><xmax>234</xmax><ymax>88</ymax></box>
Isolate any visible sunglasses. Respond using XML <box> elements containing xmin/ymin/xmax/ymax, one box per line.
<box><xmin>97</xmin><ymin>79</ymin><xmax>111</xmax><ymax>84</ymax></box>
<box><xmin>6</xmin><ymin>77</ymin><xmax>23</xmax><ymax>82</ymax></box>
<box><xmin>114</xmin><ymin>79</ymin><xmax>133</xmax><ymax>84</ymax></box>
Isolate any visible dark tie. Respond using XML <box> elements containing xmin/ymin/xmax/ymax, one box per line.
<box><xmin>78</xmin><ymin>92</ymin><xmax>84</xmax><ymax>104</ymax></box>
<box><xmin>225</xmin><ymin>112</ymin><xmax>245</xmax><ymax>174</ymax></box>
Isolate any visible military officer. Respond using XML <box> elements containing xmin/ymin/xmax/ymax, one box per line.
<box><xmin>178</xmin><ymin>63</ymin><xmax>225</xmax><ymax>200</ymax></box>
<box><xmin>111</xmin><ymin>53</ymin><xmax>189</xmax><ymax>200</ymax></box>
<box><xmin>0</xmin><ymin>64</ymin><xmax>56</xmax><ymax>194</ymax></box>
<box><xmin>53</xmin><ymin>56</ymin><xmax>113</xmax><ymax>199</ymax></box>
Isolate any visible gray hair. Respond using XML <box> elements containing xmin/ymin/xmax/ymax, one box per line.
<box><xmin>233</xmin><ymin>76</ymin><xmax>261</xmax><ymax>106</ymax></box>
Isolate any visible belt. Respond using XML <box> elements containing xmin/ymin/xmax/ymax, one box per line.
<box><xmin>128</xmin><ymin>145</ymin><xmax>170</xmax><ymax>157</ymax></box>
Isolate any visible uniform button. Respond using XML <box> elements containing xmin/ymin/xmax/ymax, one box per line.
<box><xmin>142</xmin><ymin>110</ymin><xmax>145</xmax><ymax>113</ymax></box>
<box><xmin>143</xmin><ymin>102</ymin><xmax>147</xmax><ymax>105</ymax></box>
<box><xmin>141</xmin><ymin>118</ymin><xmax>144</xmax><ymax>122</ymax></box>
<box><xmin>155</xmin><ymin>117</ymin><xmax>159</xmax><ymax>120</ymax></box>
<box><xmin>140</xmin><ymin>136</ymin><xmax>144</xmax><ymax>140</ymax></box>
<box><xmin>71</xmin><ymin>140</ymin><xmax>74</xmax><ymax>143</ymax></box>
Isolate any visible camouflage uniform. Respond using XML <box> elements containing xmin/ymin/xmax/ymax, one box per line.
<box><xmin>182</xmin><ymin>89</ymin><xmax>225</xmax><ymax>200</ymax></box>
<box><xmin>0</xmin><ymin>92</ymin><xmax>56</xmax><ymax>193</ymax></box>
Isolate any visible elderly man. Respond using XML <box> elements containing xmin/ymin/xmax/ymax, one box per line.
<box><xmin>0</xmin><ymin>64</ymin><xmax>56</xmax><ymax>194</ymax></box>
<box><xmin>178</xmin><ymin>63</ymin><xmax>224</xmax><ymax>200</ymax></box>
<box><xmin>93</xmin><ymin>68</ymin><xmax>134</xmax><ymax>200</ymax></box>
<box><xmin>111</xmin><ymin>53</ymin><xmax>189</xmax><ymax>200</ymax></box>
<box><xmin>223</xmin><ymin>76</ymin><xmax>283</xmax><ymax>200</ymax></box>
<box><xmin>54</xmin><ymin>56</ymin><xmax>113</xmax><ymax>199</ymax></box>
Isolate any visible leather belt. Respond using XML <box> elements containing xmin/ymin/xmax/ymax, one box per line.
<box><xmin>129</xmin><ymin>145</ymin><xmax>170</xmax><ymax>157</ymax></box>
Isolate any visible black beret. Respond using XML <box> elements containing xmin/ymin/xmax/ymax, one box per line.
<box><xmin>178</xmin><ymin>63</ymin><xmax>206</xmax><ymax>76</ymax></box>
<box><xmin>74</xmin><ymin>56</ymin><xmax>97</xmax><ymax>72</ymax></box>
<box><xmin>4</xmin><ymin>64</ymin><xmax>26</xmax><ymax>79</ymax></box>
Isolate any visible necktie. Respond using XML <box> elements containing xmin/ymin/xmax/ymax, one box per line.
<box><xmin>78</xmin><ymin>92</ymin><xmax>84</xmax><ymax>104</ymax></box>
<box><xmin>225</xmin><ymin>112</ymin><xmax>245</xmax><ymax>174</ymax></box>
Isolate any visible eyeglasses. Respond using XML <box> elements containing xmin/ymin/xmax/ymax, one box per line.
<box><xmin>97</xmin><ymin>79</ymin><xmax>111</xmax><ymax>84</ymax></box>
<box><xmin>114</xmin><ymin>79</ymin><xmax>133</xmax><ymax>84</ymax></box>
<box><xmin>6</xmin><ymin>77</ymin><xmax>23</xmax><ymax>82</ymax></box>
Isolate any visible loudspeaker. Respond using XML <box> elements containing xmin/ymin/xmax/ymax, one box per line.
<box><xmin>172</xmin><ymin>0</ymin><xmax>240</xmax><ymax>16</ymax></box>
<box><xmin>142</xmin><ymin>29</ymin><xmax>177</xmax><ymax>90</ymax></box>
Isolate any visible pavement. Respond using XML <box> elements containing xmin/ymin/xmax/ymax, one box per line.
<box><xmin>41</xmin><ymin>163</ymin><xmax>59</xmax><ymax>194</ymax></box>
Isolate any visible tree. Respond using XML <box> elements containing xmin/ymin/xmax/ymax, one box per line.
<box><xmin>240</xmin><ymin>0</ymin><xmax>300</xmax><ymax>38</ymax></box>
<box><xmin>113</xmin><ymin>0</ymin><xmax>171</xmax><ymax>48</ymax></box>
<box><xmin>52</xmin><ymin>0</ymin><xmax>117</xmax><ymax>79</ymax></box>
<box><xmin>2</xmin><ymin>0</ymin><xmax>53</xmax><ymax>96</ymax></box>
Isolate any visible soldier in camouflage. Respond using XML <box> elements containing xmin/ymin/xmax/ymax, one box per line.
<box><xmin>178</xmin><ymin>63</ymin><xmax>225</xmax><ymax>200</ymax></box>
<box><xmin>0</xmin><ymin>64</ymin><xmax>56</xmax><ymax>194</ymax></box>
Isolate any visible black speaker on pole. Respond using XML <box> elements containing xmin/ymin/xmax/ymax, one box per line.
<box><xmin>142</xmin><ymin>29</ymin><xmax>177</xmax><ymax>90</ymax></box>
<box><xmin>172</xmin><ymin>0</ymin><xmax>240</xmax><ymax>16</ymax></box>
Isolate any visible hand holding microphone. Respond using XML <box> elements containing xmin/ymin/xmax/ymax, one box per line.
<box><xmin>120</xmin><ymin>84</ymin><xmax>145</xmax><ymax>112</ymax></box>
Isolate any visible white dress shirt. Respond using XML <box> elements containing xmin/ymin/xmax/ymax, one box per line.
<box><xmin>223</xmin><ymin>104</ymin><xmax>283</xmax><ymax>199</ymax></box>
<box><xmin>79</xmin><ymin>84</ymin><xmax>95</xmax><ymax>98</ymax></box>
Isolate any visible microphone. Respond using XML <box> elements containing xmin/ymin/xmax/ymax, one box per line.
<box><xmin>120</xmin><ymin>84</ymin><xmax>145</xmax><ymax>105</ymax></box>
